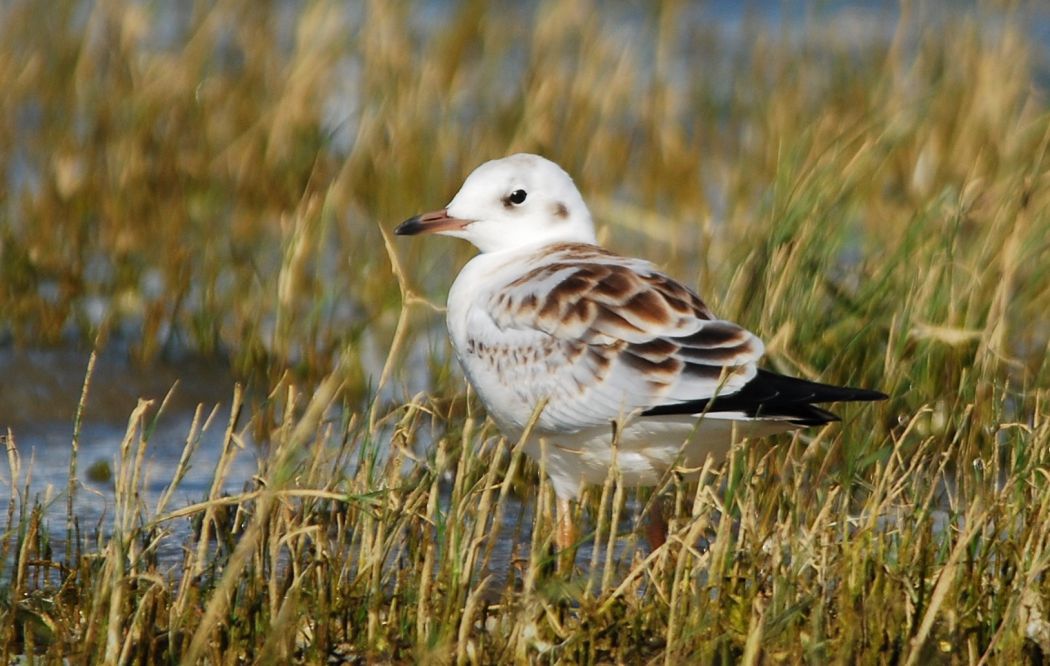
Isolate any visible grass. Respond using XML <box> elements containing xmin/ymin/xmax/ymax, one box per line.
<box><xmin>2</xmin><ymin>0</ymin><xmax>1050</xmax><ymax>662</ymax></box>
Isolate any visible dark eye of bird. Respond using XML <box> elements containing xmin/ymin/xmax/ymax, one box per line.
<box><xmin>509</xmin><ymin>189</ymin><xmax>527</xmax><ymax>205</ymax></box>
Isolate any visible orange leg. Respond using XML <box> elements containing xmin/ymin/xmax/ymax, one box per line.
<box><xmin>644</xmin><ymin>500</ymin><xmax>668</xmax><ymax>551</ymax></box>
<box><xmin>555</xmin><ymin>496</ymin><xmax>577</xmax><ymax>573</ymax></box>
<box><xmin>555</xmin><ymin>497</ymin><xmax>576</xmax><ymax>551</ymax></box>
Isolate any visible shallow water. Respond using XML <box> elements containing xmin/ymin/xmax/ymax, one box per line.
<box><xmin>0</xmin><ymin>347</ymin><xmax>259</xmax><ymax>568</ymax></box>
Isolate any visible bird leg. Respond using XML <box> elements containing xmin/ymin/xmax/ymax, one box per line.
<box><xmin>644</xmin><ymin>498</ymin><xmax>668</xmax><ymax>551</ymax></box>
<box><xmin>555</xmin><ymin>496</ymin><xmax>576</xmax><ymax>572</ymax></box>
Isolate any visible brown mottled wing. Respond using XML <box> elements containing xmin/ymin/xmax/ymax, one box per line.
<box><xmin>486</xmin><ymin>247</ymin><xmax>765</xmax><ymax>427</ymax></box>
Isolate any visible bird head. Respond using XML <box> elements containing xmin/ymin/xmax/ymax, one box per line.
<box><xmin>396</xmin><ymin>153</ymin><xmax>597</xmax><ymax>253</ymax></box>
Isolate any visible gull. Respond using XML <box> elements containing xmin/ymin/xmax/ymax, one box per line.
<box><xmin>396</xmin><ymin>153</ymin><xmax>886</xmax><ymax>552</ymax></box>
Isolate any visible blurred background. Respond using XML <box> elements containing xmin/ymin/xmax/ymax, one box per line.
<box><xmin>1</xmin><ymin>0</ymin><xmax>1048</xmax><ymax>536</ymax></box>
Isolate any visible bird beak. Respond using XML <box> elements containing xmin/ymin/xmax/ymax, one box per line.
<box><xmin>395</xmin><ymin>209</ymin><xmax>471</xmax><ymax>236</ymax></box>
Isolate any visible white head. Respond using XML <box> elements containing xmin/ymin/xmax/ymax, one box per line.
<box><xmin>395</xmin><ymin>153</ymin><xmax>597</xmax><ymax>253</ymax></box>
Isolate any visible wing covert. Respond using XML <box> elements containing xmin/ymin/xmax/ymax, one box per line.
<box><xmin>478</xmin><ymin>245</ymin><xmax>765</xmax><ymax>429</ymax></box>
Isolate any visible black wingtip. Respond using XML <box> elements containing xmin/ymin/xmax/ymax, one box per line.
<box><xmin>750</xmin><ymin>369</ymin><xmax>887</xmax><ymax>405</ymax></box>
<box><xmin>641</xmin><ymin>368</ymin><xmax>887</xmax><ymax>423</ymax></box>
<box><xmin>822</xmin><ymin>386</ymin><xmax>888</xmax><ymax>403</ymax></box>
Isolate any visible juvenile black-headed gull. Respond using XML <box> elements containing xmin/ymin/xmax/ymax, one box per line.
<box><xmin>396</xmin><ymin>153</ymin><xmax>885</xmax><ymax>551</ymax></box>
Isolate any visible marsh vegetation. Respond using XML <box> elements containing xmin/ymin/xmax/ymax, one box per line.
<box><xmin>1</xmin><ymin>1</ymin><xmax>1050</xmax><ymax>663</ymax></box>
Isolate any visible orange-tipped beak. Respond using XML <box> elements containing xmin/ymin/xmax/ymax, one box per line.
<box><xmin>395</xmin><ymin>209</ymin><xmax>471</xmax><ymax>236</ymax></box>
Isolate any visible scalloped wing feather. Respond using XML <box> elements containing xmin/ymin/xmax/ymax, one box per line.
<box><xmin>473</xmin><ymin>244</ymin><xmax>765</xmax><ymax>431</ymax></box>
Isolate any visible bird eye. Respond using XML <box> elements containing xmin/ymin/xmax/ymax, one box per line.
<box><xmin>508</xmin><ymin>189</ymin><xmax>527</xmax><ymax>205</ymax></box>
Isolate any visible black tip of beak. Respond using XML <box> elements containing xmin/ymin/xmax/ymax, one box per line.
<box><xmin>394</xmin><ymin>216</ymin><xmax>423</xmax><ymax>236</ymax></box>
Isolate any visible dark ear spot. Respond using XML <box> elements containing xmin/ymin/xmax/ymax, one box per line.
<box><xmin>553</xmin><ymin>202</ymin><xmax>569</xmax><ymax>219</ymax></box>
